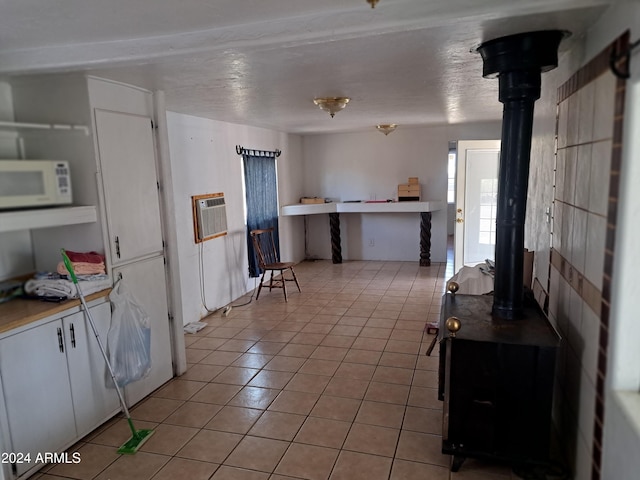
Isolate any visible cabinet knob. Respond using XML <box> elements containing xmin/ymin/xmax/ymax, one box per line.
<box><xmin>445</xmin><ymin>317</ymin><xmax>461</xmax><ymax>337</ymax></box>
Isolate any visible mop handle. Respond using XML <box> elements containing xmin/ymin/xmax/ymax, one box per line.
<box><xmin>60</xmin><ymin>249</ymin><xmax>132</xmax><ymax>420</ymax></box>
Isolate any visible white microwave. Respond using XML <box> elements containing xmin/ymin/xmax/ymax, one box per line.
<box><xmin>0</xmin><ymin>160</ymin><xmax>72</xmax><ymax>210</ymax></box>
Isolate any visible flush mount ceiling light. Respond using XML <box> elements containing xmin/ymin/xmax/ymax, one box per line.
<box><xmin>376</xmin><ymin>124</ymin><xmax>398</xmax><ymax>135</ymax></box>
<box><xmin>367</xmin><ymin>0</ymin><xmax>380</xmax><ymax>8</ymax></box>
<box><xmin>313</xmin><ymin>97</ymin><xmax>350</xmax><ymax>118</ymax></box>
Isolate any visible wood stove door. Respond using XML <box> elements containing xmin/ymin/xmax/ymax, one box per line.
<box><xmin>454</xmin><ymin>140</ymin><xmax>500</xmax><ymax>273</ymax></box>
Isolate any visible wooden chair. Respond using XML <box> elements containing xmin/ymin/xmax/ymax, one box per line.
<box><xmin>250</xmin><ymin>228</ymin><xmax>301</xmax><ymax>301</ymax></box>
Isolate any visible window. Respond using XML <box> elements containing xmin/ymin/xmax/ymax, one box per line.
<box><xmin>447</xmin><ymin>144</ymin><xmax>456</xmax><ymax>204</ymax></box>
<box><xmin>241</xmin><ymin>151</ymin><xmax>279</xmax><ymax>277</ymax></box>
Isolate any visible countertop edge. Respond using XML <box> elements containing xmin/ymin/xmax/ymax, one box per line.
<box><xmin>0</xmin><ymin>289</ymin><xmax>111</xmax><ymax>335</ymax></box>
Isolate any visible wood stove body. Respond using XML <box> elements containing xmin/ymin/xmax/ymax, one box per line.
<box><xmin>436</xmin><ymin>29</ymin><xmax>566</xmax><ymax>471</ymax></box>
<box><xmin>438</xmin><ymin>294</ymin><xmax>560</xmax><ymax>471</ymax></box>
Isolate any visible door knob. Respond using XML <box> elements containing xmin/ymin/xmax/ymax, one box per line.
<box><xmin>456</xmin><ymin>218</ymin><xmax>464</xmax><ymax>223</ymax></box>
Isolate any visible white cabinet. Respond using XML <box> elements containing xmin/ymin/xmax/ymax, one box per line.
<box><xmin>63</xmin><ymin>302</ymin><xmax>120</xmax><ymax>435</ymax></box>
<box><xmin>94</xmin><ymin>109</ymin><xmax>164</xmax><ymax>265</ymax></box>
<box><xmin>0</xmin><ymin>301</ymin><xmax>119</xmax><ymax>478</ymax></box>
<box><xmin>113</xmin><ymin>257</ymin><xmax>173</xmax><ymax>406</ymax></box>
<box><xmin>0</xmin><ymin>320</ymin><xmax>76</xmax><ymax>477</ymax></box>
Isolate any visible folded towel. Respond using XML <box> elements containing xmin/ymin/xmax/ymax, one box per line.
<box><xmin>63</xmin><ymin>250</ymin><xmax>105</xmax><ymax>264</ymax></box>
<box><xmin>57</xmin><ymin>261</ymin><xmax>106</xmax><ymax>276</ymax></box>
<box><xmin>24</xmin><ymin>277</ymin><xmax>112</xmax><ymax>299</ymax></box>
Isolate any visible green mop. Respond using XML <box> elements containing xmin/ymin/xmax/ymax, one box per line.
<box><xmin>61</xmin><ymin>249</ymin><xmax>154</xmax><ymax>454</ymax></box>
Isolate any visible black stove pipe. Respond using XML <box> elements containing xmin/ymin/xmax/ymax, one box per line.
<box><xmin>477</xmin><ymin>31</ymin><xmax>565</xmax><ymax>320</ymax></box>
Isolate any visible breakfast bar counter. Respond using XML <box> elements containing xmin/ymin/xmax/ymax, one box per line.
<box><xmin>280</xmin><ymin>201</ymin><xmax>444</xmax><ymax>265</ymax></box>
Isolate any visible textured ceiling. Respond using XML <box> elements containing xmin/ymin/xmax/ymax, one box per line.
<box><xmin>0</xmin><ymin>0</ymin><xmax>613</xmax><ymax>134</ymax></box>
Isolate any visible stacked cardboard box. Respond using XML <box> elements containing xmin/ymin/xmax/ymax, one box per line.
<box><xmin>300</xmin><ymin>197</ymin><xmax>325</xmax><ymax>204</ymax></box>
<box><xmin>398</xmin><ymin>177</ymin><xmax>420</xmax><ymax>201</ymax></box>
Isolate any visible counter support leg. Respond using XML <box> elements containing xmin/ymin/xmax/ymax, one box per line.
<box><xmin>329</xmin><ymin>212</ymin><xmax>342</xmax><ymax>264</ymax></box>
<box><xmin>420</xmin><ymin>211</ymin><xmax>432</xmax><ymax>266</ymax></box>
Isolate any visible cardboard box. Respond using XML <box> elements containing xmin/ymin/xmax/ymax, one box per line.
<box><xmin>300</xmin><ymin>197</ymin><xmax>325</xmax><ymax>204</ymax></box>
<box><xmin>398</xmin><ymin>183</ymin><xmax>421</xmax><ymax>201</ymax></box>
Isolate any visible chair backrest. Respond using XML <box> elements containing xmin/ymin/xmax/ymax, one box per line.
<box><xmin>250</xmin><ymin>228</ymin><xmax>279</xmax><ymax>268</ymax></box>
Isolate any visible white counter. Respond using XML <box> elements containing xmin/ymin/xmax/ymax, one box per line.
<box><xmin>280</xmin><ymin>200</ymin><xmax>444</xmax><ymax>266</ymax></box>
<box><xmin>280</xmin><ymin>201</ymin><xmax>444</xmax><ymax>216</ymax></box>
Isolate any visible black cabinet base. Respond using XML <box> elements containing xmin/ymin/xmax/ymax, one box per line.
<box><xmin>439</xmin><ymin>294</ymin><xmax>560</xmax><ymax>471</ymax></box>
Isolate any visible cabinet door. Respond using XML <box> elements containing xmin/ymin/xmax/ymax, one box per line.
<box><xmin>95</xmin><ymin>109</ymin><xmax>163</xmax><ymax>264</ymax></box>
<box><xmin>0</xmin><ymin>321</ymin><xmax>76</xmax><ymax>477</ymax></box>
<box><xmin>113</xmin><ymin>257</ymin><xmax>173</xmax><ymax>406</ymax></box>
<box><xmin>63</xmin><ymin>303</ymin><xmax>120</xmax><ymax>436</ymax></box>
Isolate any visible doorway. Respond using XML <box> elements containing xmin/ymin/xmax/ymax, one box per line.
<box><xmin>454</xmin><ymin>140</ymin><xmax>501</xmax><ymax>273</ymax></box>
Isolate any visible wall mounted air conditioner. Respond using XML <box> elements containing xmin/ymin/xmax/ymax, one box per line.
<box><xmin>192</xmin><ymin>193</ymin><xmax>228</xmax><ymax>242</ymax></box>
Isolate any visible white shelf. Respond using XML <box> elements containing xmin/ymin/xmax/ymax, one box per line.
<box><xmin>280</xmin><ymin>203</ymin><xmax>336</xmax><ymax>216</ymax></box>
<box><xmin>0</xmin><ymin>206</ymin><xmax>97</xmax><ymax>233</ymax></box>
<box><xmin>280</xmin><ymin>201</ymin><xmax>444</xmax><ymax>216</ymax></box>
<box><xmin>0</xmin><ymin>120</ymin><xmax>90</xmax><ymax>136</ymax></box>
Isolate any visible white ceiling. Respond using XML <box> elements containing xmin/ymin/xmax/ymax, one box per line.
<box><xmin>0</xmin><ymin>0</ymin><xmax>613</xmax><ymax>134</ymax></box>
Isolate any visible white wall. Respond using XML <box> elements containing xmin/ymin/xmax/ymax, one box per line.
<box><xmin>523</xmin><ymin>3</ymin><xmax>640</xmax><ymax>479</ymax></box>
<box><xmin>166</xmin><ymin>112</ymin><xmax>304</xmax><ymax>326</ymax></box>
<box><xmin>301</xmin><ymin>122</ymin><xmax>501</xmax><ymax>263</ymax></box>
<box><xmin>600</xmin><ymin>3</ymin><xmax>640</xmax><ymax>479</ymax></box>
<box><xmin>0</xmin><ymin>81</ymin><xmax>34</xmax><ymax>281</ymax></box>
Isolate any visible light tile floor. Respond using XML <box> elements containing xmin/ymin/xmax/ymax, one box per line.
<box><xmin>34</xmin><ymin>256</ymin><xmax>526</xmax><ymax>480</ymax></box>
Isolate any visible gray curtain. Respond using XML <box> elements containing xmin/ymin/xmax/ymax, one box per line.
<box><xmin>243</xmin><ymin>153</ymin><xmax>279</xmax><ymax>277</ymax></box>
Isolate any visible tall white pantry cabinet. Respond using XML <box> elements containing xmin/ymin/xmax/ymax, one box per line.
<box><xmin>0</xmin><ymin>75</ymin><xmax>174</xmax><ymax>477</ymax></box>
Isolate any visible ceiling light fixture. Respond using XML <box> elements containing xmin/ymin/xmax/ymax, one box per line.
<box><xmin>367</xmin><ymin>0</ymin><xmax>380</xmax><ymax>8</ymax></box>
<box><xmin>376</xmin><ymin>124</ymin><xmax>397</xmax><ymax>135</ymax></box>
<box><xmin>313</xmin><ymin>97</ymin><xmax>350</xmax><ymax>118</ymax></box>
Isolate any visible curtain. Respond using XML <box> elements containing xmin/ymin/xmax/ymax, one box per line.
<box><xmin>243</xmin><ymin>153</ymin><xmax>279</xmax><ymax>277</ymax></box>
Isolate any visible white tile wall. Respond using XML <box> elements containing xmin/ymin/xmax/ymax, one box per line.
<box><xmin>570</xmin><ymin>208</ymin><xmax>588</xmax><ymax>273</ymax></box>
<box><xmin>564</xmin><ymin>146</ymin><xmax>578</xmax><ymax>203</ymax></box>
<box><xmin>568</xmin><ymin>288</ymin><xmax>585</xmax><ymax>346</ymax></box>
<box><xmin>575</xmin><ymin>144</ymin><xmax>592</xmax><ymax>210</ymax></box>
<box><xmin>553</xmin><ymin>201</ymin><xmax>564</xmax><ymax>253</ymax></box>
<box><xmin>578</xmin><ymin>368</ymin><xmax>596</xmax><ymax>454</ymax></box>
<box><xmin>560</xmin><ymin>204</ymin><xmax>574</xmax><ymax>259</ymax></box>
<box><xmin>593</xmin><ymin>72</ymin><xmax>616</xmax><ymax>142</ymax></box>
<box><xmin>567</xmin><ymin>93</ymin><xmax>581</xmax><ymax>147</ymax></box>
<box><xmin>555</xmin><ymin>148</ymin><xmax>566</xmax><ymax>201</ymax></box>
<box><xmin>550</xmin><ymin>45</ymin><xmax>617</xmax><ymax>479</ymax></box>
<box><xmin>589</xmin><ymin>140</ymin><xmax>612</xmax><ymax>217</ymax></box>
<box><xmin>558</xmin><ymin>99</ymin><xmax>569</xmax><ymax>149</ymax></box>
<box><xmin>580</xmin><ymin>304</ymin><xmax>601</xmax><ymax>384</ymax></box>
<box><xmin>585</xmin><ymin>213</ymin><xmax>606</xmax><ymax>290</ymax></box>
<box><xmin>578</xmin><ymin>81</ymin><xmax>596</xmax><ymax>144</ymax></box>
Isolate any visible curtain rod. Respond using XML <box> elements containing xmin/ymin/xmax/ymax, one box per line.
<box><xmin>236</xmin><ymin>145</ymin><xmax>281</xmax><ymax>158</ymax></box>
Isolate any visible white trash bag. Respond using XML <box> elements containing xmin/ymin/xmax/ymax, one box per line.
<box><xmin>106</xmin><ymin>279</ymin><xmax>152</xmax><ymax>388</ymax></box>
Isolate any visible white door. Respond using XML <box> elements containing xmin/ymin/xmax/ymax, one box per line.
<box><xmin>454</xmin><ymin>140</ymin><xmax>501</xmax><ymax>273</ymax></box>
<box><xmin>95</xmin><ymin>109</ymin><xmax>163</xmax><ymax>265</ymax></box>
<box><xmin>113</xmin><ymin>256</ymin><xmax>173</xmax><ymax>407</ymax></box>
<box><xmin>64</xmin><ymin>303</ymin><xmax>120</xmax><ymax>436</ymax></box>
<box><xmin>0</xmin><ymin>322</ymin><xmax>76</xmax><ymax>476</ymax></box>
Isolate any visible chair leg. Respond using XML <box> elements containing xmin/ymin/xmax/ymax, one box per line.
<box><xmin>281</xmin><ymin>269</ymin><xmax>288</xmax><ymax>302</ymax></box>
<box><xmin>256</xmin><ymin>271</ymin><xmax>266</xmax><ymax>300</ymax></box>
<box><xmin>269</xmin><ymin>270</ymin><xmax>275</xmax><ymax>292</ymax></box>
<box><xmin>290</xmin><ymin>267</ymin><xmax>301</xmax><ymax>293</ymax></box>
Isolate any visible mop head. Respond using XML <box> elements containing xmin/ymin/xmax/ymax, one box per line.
<box><xmin>117</xmin><ymin>428</ymin><xmax>154</xmax><ymax>455</ymax></box>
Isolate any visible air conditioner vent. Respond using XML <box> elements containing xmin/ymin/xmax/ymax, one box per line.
<box><xmin>192</xmin><ymin>193</ymin><xmax>228</xmax><ymax>242</ymax></box>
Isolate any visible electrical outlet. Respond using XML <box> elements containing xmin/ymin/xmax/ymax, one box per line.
<box><xmin>222</xmin><ymin>306</ymin><xmax>232</xmax><ymax>317</ymax></box>
<box><xmin>368</xmin><ymin>238</ymin><xmax>375</xmax><ymax>247</ymax></box>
